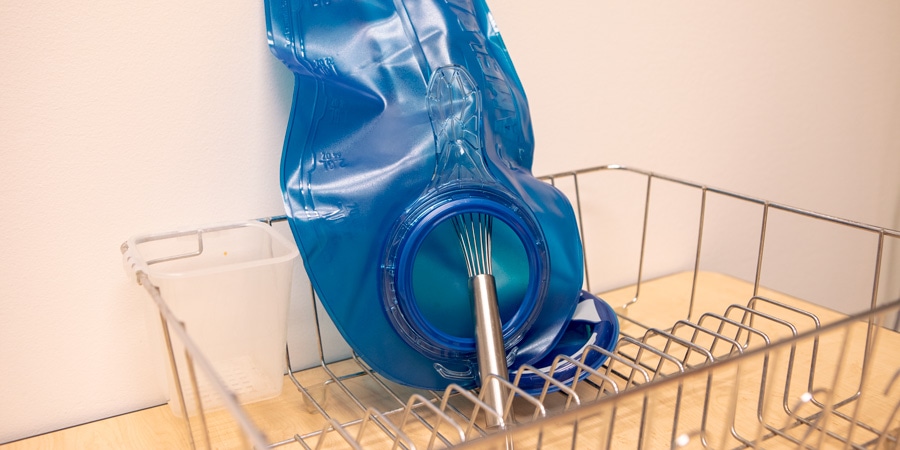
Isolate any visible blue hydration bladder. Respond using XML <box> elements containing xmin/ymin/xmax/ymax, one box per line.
<box><xmin>265</xmin><ymin>0</ymin><xmax>584</xmax><ymax>390</ymax></box>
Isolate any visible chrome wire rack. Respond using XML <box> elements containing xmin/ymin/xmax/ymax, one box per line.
<box><xmin>126</xmin><ymin>165</ymin><xmax>900</xmax><ymax>449</ymax></box>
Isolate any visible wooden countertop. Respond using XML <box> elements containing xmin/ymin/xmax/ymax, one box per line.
<box><xmin>4</xmin><ymin>272</ymin><xmax>898</xmax><ymax>449</ymax></box>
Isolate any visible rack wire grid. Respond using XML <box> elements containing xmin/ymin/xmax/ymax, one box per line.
<box><xmin>126</xmin><ymin>165</ymin><xmax>900</xmax><ymax>449</ymax></box>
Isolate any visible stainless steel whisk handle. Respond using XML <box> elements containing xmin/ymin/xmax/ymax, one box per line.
<box><xmin>471</xmin><ymin>273</ymin><xmax>508</xmax><ymax>429</ymax></box>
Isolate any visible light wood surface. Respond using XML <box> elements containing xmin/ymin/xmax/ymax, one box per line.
<box><xmin>4</xmin><ymin>272</ymin><xmax>898</xmax><ymax>449</ymax></box>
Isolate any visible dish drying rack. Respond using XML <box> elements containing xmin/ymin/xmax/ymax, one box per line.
<box><xmin>127</xmin><ymin>165</ymin><xmax>900</xmax><ymax>449</ymax></box>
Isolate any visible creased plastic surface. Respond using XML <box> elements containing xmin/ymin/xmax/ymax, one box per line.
<box><xmin>266</xmin><ymin>0</ymin><xmax>583</xmax><ymax>390</ymax></box>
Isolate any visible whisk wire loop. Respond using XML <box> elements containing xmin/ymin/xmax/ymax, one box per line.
<box><xmin>452</xmin><ymin>213</ymin><xmax>494</xmax><ymax>277</ymax></box>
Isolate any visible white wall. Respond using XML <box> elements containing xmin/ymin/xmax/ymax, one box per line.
<box><xmin>488</xmin><ymin>0</ymin><xmax>900</xmax><ymax>316</ymax></box>
<box><xmin>490</xmin><ymin>1</ymin><xmax>900</xmax><ymax>225</ymax></box>
<box><xmin>1</xmin><ymin>0</ymin><xmax>898</xmax><ymax>444</ymax></box>
<box><xmin>0</xmin><ymin>1</ymin><xmax>294</xmax><ymax>443</ymax></box>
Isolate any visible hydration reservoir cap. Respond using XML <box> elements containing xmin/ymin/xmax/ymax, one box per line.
<box><xmin>512</xmin><ymin>291</ymin><xmax>620</xmax><ymax>396</ymax></box>
<box><xmin>381</xmin><ymin>184</ymin><xmax>549</xmax><ymax>361</ymax></box>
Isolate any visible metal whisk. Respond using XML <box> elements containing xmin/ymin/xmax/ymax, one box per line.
<box><xmin>451</xmin><ymin>212</ymin><xmax>508</xmax><ymax>429</ymax></box>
